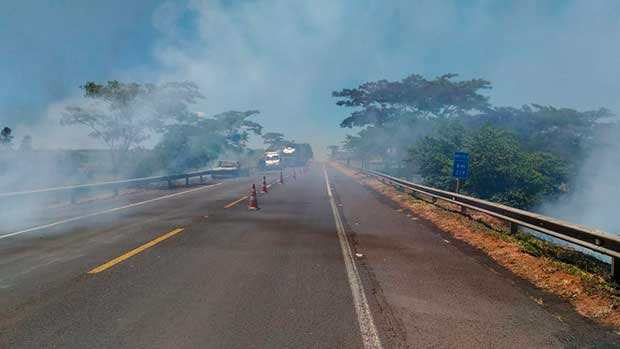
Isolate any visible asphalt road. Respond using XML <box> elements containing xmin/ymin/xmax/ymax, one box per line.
<box><xmin>0</xmin><ymin>164</ymin><xmax>618</xmax><ymax>348</ymax></box>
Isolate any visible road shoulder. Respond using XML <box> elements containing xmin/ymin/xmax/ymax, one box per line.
<box><xmin>327</xmin><ymin>164</ymin><xmax>620</xmax><ymax>348</ymax></box>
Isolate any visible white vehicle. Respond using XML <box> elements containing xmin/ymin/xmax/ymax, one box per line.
<box><xmin>210</xmin><ymin>161</ymin><xmax>249</xmax><ymax>178</ymax></box>
<box><xmin>265</xmin><ymin>151</ymin><xmax>282</xmax><ymax>168</ymax></box>
<box><xmin>282</xmin><ymin>146</ymin><xmax>296</xmax><ymax>154</ymax></box>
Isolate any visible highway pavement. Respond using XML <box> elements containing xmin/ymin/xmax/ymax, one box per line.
<box><xmin>0</xmin><ymin>164</ymin><xmax>618</xmax><ymax>348</ymax></box>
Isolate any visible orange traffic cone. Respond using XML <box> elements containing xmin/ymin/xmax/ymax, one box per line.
<box><xmin>248</xmin><ymin>184</ymin><xmax>259</xmax><ymax>210</ymax></box>
<box><xmin>260</xmin><ymin>176</ymin><xmax>268</xmax><ymax>193</ymax></box>
<box><xmin>279</xmin><ymin>171</ymin><xmax>284</xmax><ymax>184</ymax></box>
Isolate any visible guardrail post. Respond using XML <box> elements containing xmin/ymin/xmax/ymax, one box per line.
<box><xmin>612</xmin><ymin>258</ymin><xmax>620</xmax><ymax>283</ymax></box>
<box><xmin>168</xmin><ymin>178</ymin><xmax>173</xmax><ymax>189</ymax></box>
<box><xmin>185</xmin><ymin>175</ymin><xmax>190</xmax><ymax>187</ymax></box>
<box><xmin>200</xmin><ymin>175</ymin><xmax>203</xmax><ymax>182</ymax></box>
<box><xmin>509</xmin><ymin>221</ymin><xmax>519</xmax><ymax>235</ymax></box>
<box><xmin>70</xmin><ymin>189</ymin><xmax>76</xmax><ymax>204</ymax></box>
<box><xmin>431</xmin><ymin>197</ymin><xmax>437</xmax><ymax>204</ymax></box>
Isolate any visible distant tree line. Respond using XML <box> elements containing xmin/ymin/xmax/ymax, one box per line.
<box><xmin>332</xmin><ymin>73</ymin><xmax>615</xmax><ymax>209</ymax></box>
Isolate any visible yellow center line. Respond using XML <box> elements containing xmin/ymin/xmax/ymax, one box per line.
<box><xmin>88</xmin><ymin>228</ymin><xmax>185</xmax><ymax>274</ymax></box>
<box><xmin>224</xmin><ymin>196</ymin><xmax>248</xmax><ymax>208</ymax></box>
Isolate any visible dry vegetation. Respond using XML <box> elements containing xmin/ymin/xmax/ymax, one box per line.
<box><xmin>330</xmin><ymin>161</ymin><xmax>620</xmax><ymax>329</ymax></box>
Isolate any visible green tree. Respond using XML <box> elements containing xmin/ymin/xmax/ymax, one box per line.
<box><xmin>341</xmin><ymin>134</ymin><xmax>373</xmax><ymax>168</ymax></box>
<box><xmin>205</xmin><ymin>110</ymin><xmax>262</xmax><ymax>152</ymax></box>
<box><xmin>143</xmin><ymin>110</ymin><xmax>262</xmax><ymax>174</ymax></box>
<box><xmin>465</xmin><ymin>104</ymin><xmax>614</xmax><ymax>162</ymax></box>
<box><xmin>409</xmin><ymin>122</ymin><xmax>466</xmax><ymax>189</ymax></box>
<box><xmin>333</xmin><ymin>73</ymin><xmax>491</xmax><ymax>165</ymax></box>
<box><xmin>410</xmin><ymin>125</ymin><xmax>567</xmax><ymax>208</ymax></box>
<box><xmin>62</xmin><ymin>80</ymin><xmax>204</xmax><ymax>177</ymax></box>
<box><xmin>333</xmin><ymin>73</ymin><xmax>491</xmax><ymax>128</ymax></box>
<box><xmin>0</xmin><ymin>127</ymin><xmax>13</xmax><ymax>148</ymax></box>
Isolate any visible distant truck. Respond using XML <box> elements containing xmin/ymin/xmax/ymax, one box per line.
<box><xmin>209</xmin><ymin>160</ymin><xmax>249</xmax><ymax>178</ymax></box>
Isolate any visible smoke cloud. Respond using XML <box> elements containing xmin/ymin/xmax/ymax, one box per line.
<box><xmin>539</xmin><ymin>124</ymin><xmax>620</xmax><ymax>234</ymax></box>
<box><xmin>2</xmin><ymin>0</ymin><xmax>620</xmax><ymax>236</ymax></box>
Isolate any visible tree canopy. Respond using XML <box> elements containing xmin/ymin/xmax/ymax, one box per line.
<box><xmin>62</xmin><ymin>80</ymin><xmax>204</xmax><ymax>177</ymax></box>
<box><xmin>141</xmin><ymin>110</ymin><xmax>263</xmax><ymax>174</ymax></box>
<box><xmin>334</xmin><ymin>72</ymin><xmax>613</xmax><ymax>209</ymax></box>
<box><xmin>202</xmin><ymin>110</ymin><xmax>262</xmax><ymax>152</ymax></box>
<box><xmin>464</xmin><ymin>104</ymin><xmax>613</xmax><ymax>162</ymax></box>
<box><xmin>0</xmin><ymin>127</ymin><xmax>12</xmax><ymax>148</ymax></box>
<box><xmin>262</xmin><ymin>132</ymin><xmax>292</xmax><ymax>150</ymax></box>
<box><xmin>410</xmin><ymin>125</ymin><xmax>568</xmax><ymax>208</ymax></box>
<box><xmin>333</xmin><ymin>73</ymin><xmax>491</xmax><ymax>128</ymax></box>
<box><xmin>333</xmin><ymin>74</ymin><xmax>492</xmax><ymax>167</ymax></box>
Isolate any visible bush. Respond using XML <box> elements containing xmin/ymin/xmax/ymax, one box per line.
<box><xmin>410</xmin><ymin>125</ymin><xmax>568</xmax><ymax>209</ymax></box>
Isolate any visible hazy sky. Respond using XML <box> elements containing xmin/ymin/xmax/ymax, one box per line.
<box><xmin>2</xmin><ymin>0</ymin><xmax>620</xmax><ymax>157</ymax></box>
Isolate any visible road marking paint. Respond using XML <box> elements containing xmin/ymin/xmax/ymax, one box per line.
<box><xmin>0</xmin><ymin>183</ymin><xmax>223</xmax><ymax>240</ymax></box>
<box><xmin>224</xmin><ymin>196</ymin><xmax>248</xmax><ymax>208</ymax></box>
<box><xmin>88</xmin><ymin>228</ymin><xmax>184</xmax><ymax>274</ymax></box>
<box><xmin>323</xmin><ymin>164</ymin><xmax>382</xmax><ymax>349</ymax></box>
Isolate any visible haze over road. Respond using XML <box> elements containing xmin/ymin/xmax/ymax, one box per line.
<box><xmin>0</xmin><ymin>164</ymin><xmax>617</xmax><ymax>348</ymax></box>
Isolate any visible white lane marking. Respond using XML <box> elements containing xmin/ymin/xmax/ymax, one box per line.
<box><xmin>0</xmin><ymin>183</ymin><xmax>223</xmax><ymax>240</ymax></box>
<box><xmin>323</xmin><ymin>164</ymin><xmax>382</xmax><ymax>349</ymax></box>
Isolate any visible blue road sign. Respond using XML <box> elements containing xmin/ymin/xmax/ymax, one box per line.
<box><xmin>453</xmin><ymin>152</ymin><xmax>469</xmax><ymax>179</ymax></box>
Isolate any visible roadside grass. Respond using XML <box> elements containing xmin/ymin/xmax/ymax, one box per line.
<box><xmin>466</xmin><ymin>206</ymin><xmax>618</xmax><ymax>298</ymax></box>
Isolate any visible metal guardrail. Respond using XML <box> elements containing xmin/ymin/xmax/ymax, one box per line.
<box><xmin>0</xmin><ymin>169</ymin><xmax>232</xmax><ymax>203</ymax></box>
<box><xmin>356</xmin><ymin>167</ymin><xmax>620</xmax><ymax>280</ymax></box>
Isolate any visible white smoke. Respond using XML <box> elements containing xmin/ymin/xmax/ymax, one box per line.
<box><xmin>4</xmin><ymin>0</ymin><xmax>620</xmax><ymax>237</ymax></box>
<box><xmin>539</xmin><ymin>124</ymin><xmax>620</xmax><ymax>234</ymax></box>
